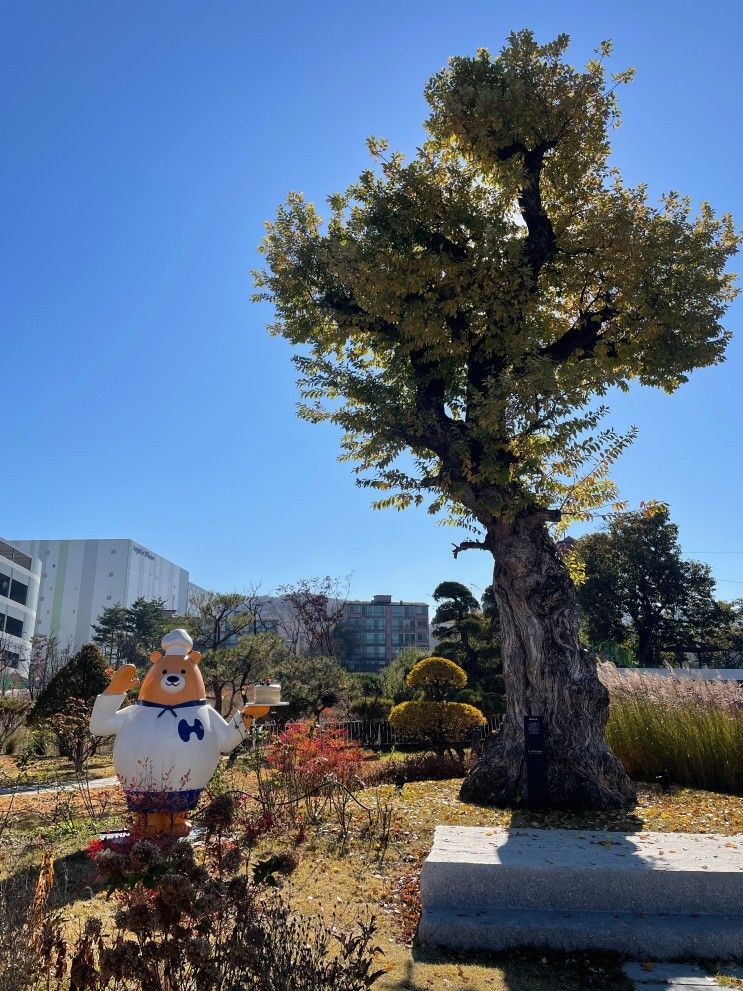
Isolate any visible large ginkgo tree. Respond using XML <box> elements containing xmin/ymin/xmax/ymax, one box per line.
<box><xmin>254</xmin><ymin>32</ymin><xmax>739</xmax><ymax>810</ymax></box>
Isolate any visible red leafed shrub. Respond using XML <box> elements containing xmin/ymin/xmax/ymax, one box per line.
<box><xmin>264</xmin><ymin>723</ymin><xmax>366</xmax><ymax>792</ymax></box>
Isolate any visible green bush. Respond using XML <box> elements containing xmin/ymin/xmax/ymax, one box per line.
<box><xmin>600</xmin><ymin>664</ymin><xmax>743</xmax><ymax>795</ymax></box>
<box><xmin>349</xmin><ymin>697</ymin><xmax>392</xmax><ymax>721</ymax></box>
<box><xmin>30</xmin><ymin>643</ymin><xmax>109</xmax><ymax>723</ymax></box>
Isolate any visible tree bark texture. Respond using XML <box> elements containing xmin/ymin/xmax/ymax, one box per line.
<box><xmin>460</xmin><ymin>513</ymin><xmax>636</xmax><ymax>811</ymax></box>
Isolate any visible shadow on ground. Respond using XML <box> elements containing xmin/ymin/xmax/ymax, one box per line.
<box><xmin>377</xmin><ymin>946</ymin><xmax>634</xmax><ymax>991</ymax></box>
<box><xmin>2</xmin><ymin>847</ymin><xmax>98</xmax><ymax>912</ymax></box>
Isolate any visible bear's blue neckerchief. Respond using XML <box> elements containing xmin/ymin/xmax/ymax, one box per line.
<box><xmin>136</xmin><ymin>698</ymin><xmax>208</xmax><ymax>719</ymax></box>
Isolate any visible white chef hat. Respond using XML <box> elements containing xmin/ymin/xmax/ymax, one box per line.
<box><xmin>161</xmin><ymin>628</ymin><xmax>194</xmax><ymax>656</ymax></box>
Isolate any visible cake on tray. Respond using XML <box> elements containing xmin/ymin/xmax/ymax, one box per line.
<box><xmin>251</xmin><ymin>682</ymin><xmax>282</xmax><ymax>705</ymax></box>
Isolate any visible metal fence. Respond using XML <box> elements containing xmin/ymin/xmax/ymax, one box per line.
<box><xmin>242</xmin><ymin>714</ymin><xmax>502</xmax><ymax>751</ymax></box>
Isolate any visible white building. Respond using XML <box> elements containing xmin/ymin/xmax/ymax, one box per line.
<box><xmin>0</xmin><ymin>537</ymin><xmax>41</xmax><ymax>677</ymax></box>
<box><xmin>11</xmin><ymin>538</ymin><xmax>191</xmax><ymax>653</ymax></box>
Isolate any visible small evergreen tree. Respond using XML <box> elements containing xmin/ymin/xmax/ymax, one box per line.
<box><xmin>431</xmin><ymin>582</ymin><xmax>481</xmax><ymax>676</ymax></box>
<box><xmin>30</xmin><ymin>643</ymin><xmax>110</xmax><ymax>723</ymax></box>
<box><xmin>431</xmin><ymin>581</ymin><xmax>504</xmax><ymax>711</ymax></box>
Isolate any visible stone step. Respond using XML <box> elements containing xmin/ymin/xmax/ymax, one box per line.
<box><xmin>419</xmin><ymin>826</ymin><xmax>743</xmax><ymax>959</ymax></box>
<box><xmin>421</xmin><ymin>827</ymin><xmax>743</xmax><ymax>916</ymax></box>
<box><xmin>624</xmin><ymin>961</ymin><xmax>719</xmax><ymax>987</ymax></box>
<box><xmin>418</xmin><ymin>906</ymin><xmax>743</xmax><ymax>960</ymax></box>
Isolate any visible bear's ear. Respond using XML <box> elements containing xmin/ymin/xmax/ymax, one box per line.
<box><xmin>188</xmin><ymin>650</ymin><xmax>202</xmax><ymax>665</ymax></box>
<box><xmin>149</xmin><ymin>651</ymin><xmax>163</xmax><ymax>664</ymax></box>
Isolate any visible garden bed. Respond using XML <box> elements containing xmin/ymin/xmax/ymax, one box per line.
<box><xmin>1</xmin><ymin>770</ymin><xmax>741</xmax><ymax>990</ymax></box>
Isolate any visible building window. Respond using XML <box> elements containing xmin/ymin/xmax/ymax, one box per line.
<box><xmin>4</xmin><ymin>616</ymin><xmax>23</xmax><ymax>638</ymax></box>
<box><xmin>108</xmin><ymin>572</ymin><xmax>114</xmax><ymax>578</ymax></box>
<box><xmin>111</xmin><ymin>549</ymin><xmax>116</xmax><ymax>554</ymax></box>
<box><xmin>9</xmin><ymin>580</ymin><xmax>28</xmax><ymax>606</ymax></box>
<box><xmin>0</xmin><ymin>575</ymin><xmax>8</xmax><ymax>598</ymax></box>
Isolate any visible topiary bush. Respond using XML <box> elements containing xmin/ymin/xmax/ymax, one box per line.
<box><xmin>405</xmin><ymin>656</ymin><xmax>467</xmax><ymax>699</ymax></box>
<box><xmin>388</xmin><ymin>656</ymin><xmax>486</xmax><ymax>758</ymax></box>
<box><xmin>389</xmin><ymin>701</ymin><xmax>485</xmax><ymax>758</ymax></box>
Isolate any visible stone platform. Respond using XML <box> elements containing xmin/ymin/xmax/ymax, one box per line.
<box><xmin>418</xmin><ymin>826</ymin><xmax>743</xmax><ymax>959</ymax></box>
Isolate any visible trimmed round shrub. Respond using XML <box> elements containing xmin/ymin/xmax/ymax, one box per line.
<box><xmin>388</xmin><ymin>700</ymin><xmax>486</xmax><ymax>757</ymax></box>
<box><xmin>406</xmin><ymin>656</ymin><xmax>467</xmax><ymax>698</ymax></box>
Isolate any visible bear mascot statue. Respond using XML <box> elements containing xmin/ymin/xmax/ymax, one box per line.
<box><xmin>90</xmin><ymin>628</ymin><xmax>268</xmax><ymax>837</ymax></box>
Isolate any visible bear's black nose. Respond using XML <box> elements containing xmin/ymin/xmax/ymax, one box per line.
<box><xmin>166</xmin><ymin>675</ymin><xmax>180</xmax><ymax>685</ymax></box>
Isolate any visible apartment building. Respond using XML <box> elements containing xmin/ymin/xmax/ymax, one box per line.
<box><xmin>340</xmin><ymin>593</ymin><xmax>430</xmax><ymax>672</ymax></box>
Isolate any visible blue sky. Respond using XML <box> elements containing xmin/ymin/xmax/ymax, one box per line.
<box><xmin>2</xmin><ymin>0</ymin><xmax>742</xmax><ymax>606</ymax></box>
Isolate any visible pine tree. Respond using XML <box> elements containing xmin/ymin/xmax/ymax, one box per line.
<box><xmin>91</xmin><ymin>605</ymin><xmax>134</xmax><ymax>666</ymax></box>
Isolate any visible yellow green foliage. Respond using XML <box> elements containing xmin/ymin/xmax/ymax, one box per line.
<box><xmin>389</xmin><ymin>701</ymin><xmax>486</xmax><ymax>753</ymax></box>
<box><xmin>406</xmin><ymin>656</ymin><xmax>467</xmax><ymax>692</ymax></box>
<box><xmin>255</xmin><ymin>30</ymin><xmax>740</xmax><ymax>541</ymax></box>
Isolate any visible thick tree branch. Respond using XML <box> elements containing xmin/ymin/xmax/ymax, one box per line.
<box><xmin>452</xmin><ymin>539</ymin><xmax>491</xmax><ymax>558</ymax></box>
<box><xmin>540</xmin><ymin>303</ymin><xmax>618</xmax><ymax>363</ymax></box>
<box><xmin>495</xmin><ymin>139</ymin><xmax>557</xmax><ymax>283</ymax></box>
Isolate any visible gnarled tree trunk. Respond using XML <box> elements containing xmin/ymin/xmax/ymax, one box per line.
<box><xmin>460</xmin><ymin>512</ymin><xmax>635</xmax><ymax>811</ymax></box>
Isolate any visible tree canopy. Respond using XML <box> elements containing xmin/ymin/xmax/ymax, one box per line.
<box><xmin>575</xmin><ymin>508</ymin><xmax>732</xmax><ymax>666</ymax></box>
<box><xmin>255</xmin><ymin>31</ymin><xmax>739</xmax><ymax>544</ymax></box>
<box><xmin>92</xmin><ymin>597</ymin><xmax>169</xmax><ymax>667</ymax></box>
<box><xmin>179</xmin><ymin>590</ymin><xmax>283</xmax><ymax>715</ymax></box>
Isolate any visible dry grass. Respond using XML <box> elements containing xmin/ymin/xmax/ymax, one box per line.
<box><xmin>2</xmin><ymin>768</ymin><xmax>741</xmax><ymax>991</ymax></box>
<box><xmin>0</xmin><ymin>752</ymin><xmax>116</xmax><ymax>787</ymax></box>
<box><xmin>279</xmin><ymin>776</ymin><xmax>741</xmax><ymax>990</ymax></box>
<box><xmin>600</xmin><ymin>664</ymin><xmax>743</xmax><ymax>794</ymax></box>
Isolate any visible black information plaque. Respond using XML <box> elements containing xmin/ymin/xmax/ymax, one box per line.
<box><xmin>524</xmin><ymin>715</ymin><xmax>548</xmax><ymax>810</ymax></box>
